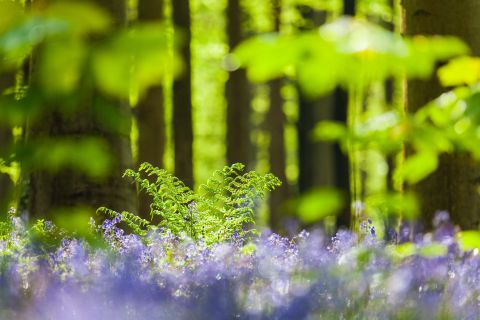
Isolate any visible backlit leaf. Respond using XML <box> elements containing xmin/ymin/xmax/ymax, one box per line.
<box><xmin>396</xmin><ymin>152</ymin><xmax>438</xmax><ymax>184</ymax></box>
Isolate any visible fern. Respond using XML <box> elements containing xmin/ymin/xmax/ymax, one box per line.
<box><xmin>99</xmin><ymin>163</ymin><xmax>281</xmax><ymax>245</ymax></box>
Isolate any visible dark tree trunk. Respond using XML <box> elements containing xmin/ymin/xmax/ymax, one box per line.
<box><xmin>0</xmin><ymin>72</ymin><xmax>15</xmax><ymax>215</ymax></box>
<box><xmin>296</xmin><ymin>7</ymin><xmax>336</xmax><ymax>193</ymax></box>
<box><xmin>267</xmin><ymin>0</ymin><xmax>290</xmax><ymax>232</ymax></box>
<box><xmin>28</xmin><ymin>0</ymin><xmax>137</xmax><ymax>218</ymax></box>
<box><xmin>335</xmin><ymin>0</ymin><xmax>355</xmax><ymax>230</ymax></box>
<box><xmin>172</xmin><ymin>0</ymin><xmax>194</xmax><ymax>188</ymax></box>
<box><xmin>136</xmin><ymin>0</ymin><xmax>165</xmax><ymax>218</ymax></box>
<box><xmin>403</xmin><ymin>0</ymin><xmax>480</xmax><ymax>230</ymax></box>
<box><xmin>226</xmin><ymin>0</ymin><xmax>251</xmax><ymax>167</ymax></box>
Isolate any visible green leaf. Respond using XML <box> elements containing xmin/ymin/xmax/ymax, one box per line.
<box><xmin>313</xmin><ymin>121</ymin><xmax>348</xmax><ymax>142</ymax></box>
<box><xmin>37</xmin><ymin>39</ymin><xmax>87</xmax><ymax>95</ymax></box>
<box><xmin>236</xmin><ymin>17</ymin><xmax>468</xmax><ymax>97</ymax></box>
<box><xmin>457</xmin><ymin>231</ymin><xmax>480</xmax><ymax>251</ymax></box>
<box><xmin>395</xmin><ymin>151</ymin><xmax>438</xmax><ymax>184</ymax></box>
<box><xmin>52</xmin><ymin>206</ymin><xmax>95</xmax><ymax>237</ymax></box>
<box><xmin>366</xmin><ymin>192</ymin><xmax>419</xmax><ymax>220</ymax></box>
<box><xmin>0</xmin><ymin>1</ymin><xmax>24</xmax><ymax>34</ymax></box>
<box><xmin>386</xmin><ymin>242</ymin><xmax>416</xmax><ymax>260</ymax></box>
<box><xmin>15</xmin><ymin>137</ymin><xmax>113</xmax><ymax>178</ymax></box>
<box><xmin>417</xmin><ymin>243</ymin><xmax>447</xmax><ymax>258</ymax></box>
<box><xmin>43</xmin><ymin>1</ymin><xmax>111</xmax><ymax>36</ymax></box>
<box><xmin>0</xmin><ymin>17</ymin><xmax>68</xmax><ymax>70</ymax></box>
<box><xmin>93</xmin><ymin>23</ymin><xmax>182</xmax><ymax>99</ymax></box>
<box><xmin>438</xmin><ymin>56</ymin><xmax>480</xmax><ymax>87</ymax></box>
<box><xmin>294</xmin><ymin>188</ymin><xmax>345</xmax><ymax>223</ymax></box>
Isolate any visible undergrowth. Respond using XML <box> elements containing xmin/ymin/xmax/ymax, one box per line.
<box><xmin>98</xmin><ymin>163</ymin><xmax>281</xmax><ymax>245</ymax></box>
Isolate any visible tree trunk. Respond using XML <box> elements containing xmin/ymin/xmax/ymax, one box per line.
<box><xmin>267</xmin><ymin>0</ymin><xmax>290</xmax><ymax>232</ymax></box>
<box><xmin>226</xmin><ymin>0</ymin><xmax>251</xmax><ymax>167</ymax></box>
<box><xmin>296</xmin><ymin>7</ymin><xmax>340</xmax><ymax>234</ymax></box>
<box><xmin>28</xmin><ymin>0</ymin><xmax>137</xmax><ymax>218</ymax></box>
<box><xmin>136</xmin><ymin>0</ymin><xmax>165</xmax><ymax>218</ymax></box>
<box><xmin>403</xmin><ymin>0</ymin><xmax>480</xmax><ymax>230</ymax></box>
<box><xmin>172</xmin><ymin>0</ymin><xmax>194</xmax><ymax>188</ymax></box>
<box><xmin>335</xmin><ymin>0</ymin><xmax>355</xmax><ymax>229</ymax></box>
<box><xmin>0</xmin><ymin>72</ymin><xmax>14</xmax><ymax>215</ymax></box>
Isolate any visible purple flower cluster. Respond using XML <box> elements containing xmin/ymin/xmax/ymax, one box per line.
<box><xmin>1</xmin><ymin>211</ymin><xmax>480</xmax><ymax>319</ymax></box>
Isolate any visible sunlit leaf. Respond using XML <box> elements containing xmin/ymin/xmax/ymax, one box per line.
<box><xmin>438</xmin><ymin>56</ymin><xmax>480</xmax><ymax>87</ymax></box>
<box><xmin>0</xmin><ymin>1</ymin><xmax>24</xmax><ymax>34</ymax></box>
<box><xmin>457</xmin><ymin>231</ymin><xmax>480</xmax><ymax>252</ymax></box>
<box><xmin>386</xmin><ymin>242</ymin><xmax>415</xmax><ymax>260</ymax></box>
<box><xmin>43</xmin><ymin>1</ymin><xmax>111</xmax><ymax>36</ymax></box>
<box><xmin>313</xmin><ymin>121</ymin><xmax>348</xmax><ymax>141</ymax></box>
<box><xmin>366</xmin><ymin>192</ymin><xmax>419</xmax><ymax>219</ymax></box>
<box><xmin>52</xmin><ymin>206</ymin><xmax>95</xmax><ymax>237</ymax></box>
<box><xmin>293</xmin><ymin>188</ymin><xmax>345</xmax><ymax>223</ymax></box>
<box><xmin>395</xmin><ymin>151</ymin><xmax>438</xmax><ymax>184</ymax></box>
<box><xmin>0</xmin><ymin>17</ymin><xmax>68</xmax><ymax>69</ymax></box>
<box><xmin>93</xmin><ymin>23</ymin><xmax>181</xmax><ymax>98</ymax></box>
<box><xmin>37</xmin><ymin>39</ymin><xmax>86</xmax><ymax>95</ymax></box>
<box><xmin>417</xmin><ymin>243</ymin><xmax>447</xmax><ymax>258</ymax></box>
<box><xmin>15</xmin><ymin>137</ymin><xmax>113</xmax><ymax>178</ymax></box>
<box><xmin>235</xmin><ymin>17</ymin><xmax>467</xmax><ymax>97</ymax></box>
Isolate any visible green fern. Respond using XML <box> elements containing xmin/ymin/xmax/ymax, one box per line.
<box><xmin>99</xmin><ymin>163</ymin><xmax>281</xmax><ymax>245</ymax></box>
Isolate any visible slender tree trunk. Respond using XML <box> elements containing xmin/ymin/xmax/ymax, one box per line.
<box><xmin>335</xmin><ymin>0</ymin><xmax>355</xmax><ymax>230</ymax></box>
<box><xmin>226</xmin><ymin>0</ymin><xmax>251</xmax><ymax>167</ymax></box>
<box><xmin>403</xmin><ymin>0</ymin><xmax>480</xmax><ymax>230</ymax></box>
<box><xmin>28</xmin><ymin>0</ymin><xmax>137</xmax><ymax>218</ymax></box>
<box><xmin>136</xmin><ymin>0</ymin><xmax>165</xmax><ymax>218</ymax></box>
<box><xmin>267</xmin><ymin>0</ymin><xmax>290</xmax><ymax>232</ymax></box>
<box><xmin>172</xmin><ymin>0</ymin><xmax>194</xmax><ymax>187</ymax></box>
<box><xmin>0</xmin><ymin>73</ymin><xmax>14</xmax><ymax>214</ymax></box>
<box><xmin>296</xmin><ymin>7</ymin><xmax>336</xmax><ymax>194</ymax></box>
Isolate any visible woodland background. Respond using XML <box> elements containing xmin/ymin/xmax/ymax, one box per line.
<box><xmin>1</xmin><ymin>0</ymin><xmax>480</xmax><ymax>238</ymax></box>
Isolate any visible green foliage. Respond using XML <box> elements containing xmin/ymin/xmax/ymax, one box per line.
<box><xmin>13</xmin><ymin>137</ymin><xmax>113</xmax><ymax>178</ymax></box>
<box><xmin>93</xmin><ymin>23</ymin><xmax>182</xmax><ymax>99</ymax></box>
<box><xmin>291</xmin><ymin>188</ymin><xmax>345</xmax><ymax>223</ymax></box>
<box><xmin>438</xmin><ymin>56</ymin><xmax>480</xmax><ymax>87</ymax></box>
<box><xmin>99</xmin><ymin>163</ymin><xmax>281</xmax><ymax>245</ymax></box>
<box><xmin>0</xmin><ymin>1</ymin><xmax>181</xmax><ymax>180</ymax></box>
<box><xmin>234</xmin><ymin>17</ymin><xmax>467</xmax><ymax>97</ymax></box>
<box><xmin>457</xmin><ymin>231</ymin><xmax>480</xmax><ymax>252</ymax></box>
<box><xmin>365</xmin><ymin>192</ymin><xmax>419</xmax><ymax>220</ymax></box>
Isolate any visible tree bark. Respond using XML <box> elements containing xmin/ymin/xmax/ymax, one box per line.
<box><xmin>267</xmin><ymin>0</ymin><xmax>290</xmax><ymax>232</ymax></box>
<box><xmin>28</xmin><ymin>0</ymin><xmax>137</xmax><ymax>218</ymax></box>
<box><xmin>403</xmin><ymin>0</ymin><xmax>480</xmax><ymax>229</ymax></box>
<box><xmin>136</xmin><ymin>0</ymin><xmax>165</xmax><ymax>218</ymax></box>
<box><xmin>335</xmin><ymin>0</ymin><xmax>355</xmax><ymax>229</ymax></box>
<box><xmin>172</xmin><ymin>0</ymin><xmax>194</xmax><ymax>188</ymax></box>
<box><xmin>0</xmin><ymin>73</ymin><xmax>14</xmax><ymax>214</ymax></box>
<box><xmin>226</xmin><ymin>0</ymin><xmax>251</xmax><ymax>167</ymax></box>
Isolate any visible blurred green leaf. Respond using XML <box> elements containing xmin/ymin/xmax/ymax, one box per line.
<box><xmin>457</xmin><ymin>231</ymin><xmax>480</xmax><ymax>252</ymax></box>
<box><xmin>235</xmin><ymin>17</ymin><xmax>468</xmax><ymax>97</ymax></box>
<box><xmin>0</xmin><ymin>17</ymin><xmax>68</xmax><ymax>70</ymax></box>
<box><xmin>0</xmin><ymin>1</ymin><xmax>24</xmax><ymax>34</ymax></box>
<box><xmin>52</xmin><ymin>206</ymin><xmax>95</xmax><ymax>237</ymax></box>
<box><xmin>366</xmin><ymin>192</ymin><xmax>419</xmax><ymax>219</ymax></box>
<box><xmin>417</xmin><ymin>243</ymin><xmax>447</xmax><ymax>258</ymax></box>
<box><xmin>357</xmin><ymin>0</ymin><xmax>393</xmax><ymax>22</ymax></box>
<box><xmin>15</xmin><ymin>137</ymin><xmax>113</xmax><ymax>178</ymax></box>
<box><xmin>0</xmin><ymin>90</ymin><xmax>43</xmax><ymax>126</ymax></box>
<box><xmin>386</xmin><ymin>242</ymin><xmax>416</xmax><ymax>260</ymax></box>
<box><xmin>438</xmin><ymin>56</ymin><xmax>480</xmax><ymax>87</ymax></box>
<box><xmin>43</xmin><ymin>1</ymin><xmax>111</xmax><ymax>36</ymax></box>
<box><xmin>395</xmin><ymin>152</ymin><xmax>438</xmax><ymax>184</ymax></box>
<box><xmin>293</xmin><ymin>188</ymin><xmax>345</xmax><ymax>223</ymax></box>
<box><xmin>37</xmin><ymin>39</ymin><xmax>87</xmax><ymax>95</ymax></box>
<box><xmin>313</xmin><ymin>121</ymin><xmax>348</xmax><ymax>141</ymax></box>
<box><xmin>93</xmin><ymin>23</ymin><xmax>182</xmax><ymax>99</ymax></box>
